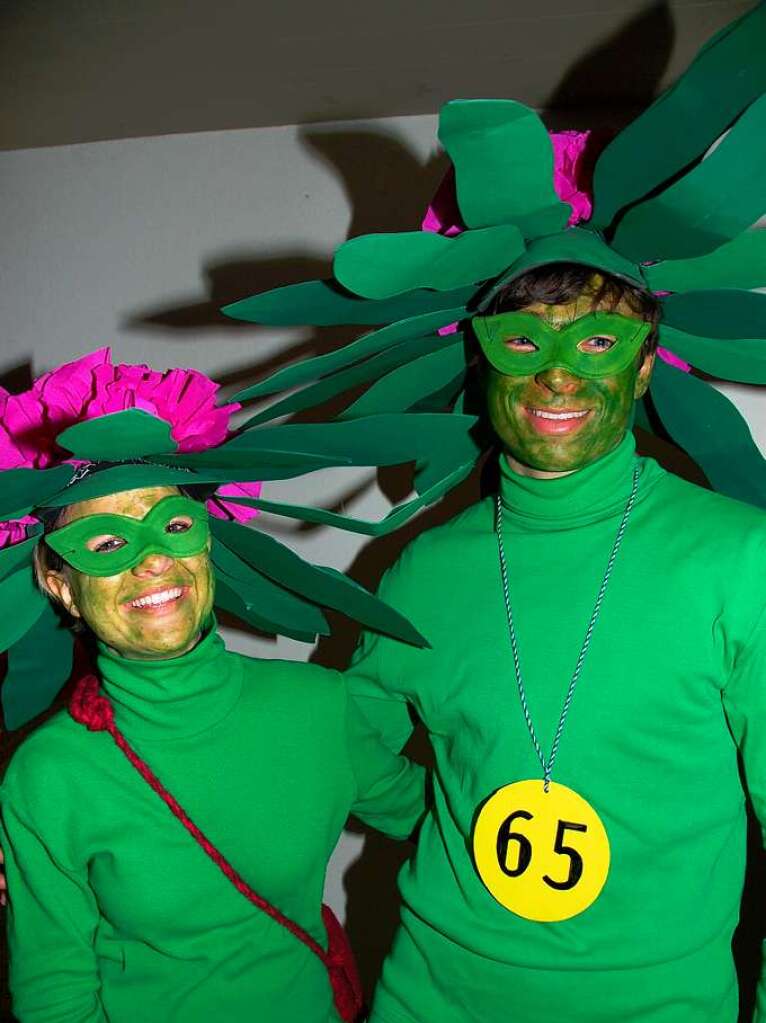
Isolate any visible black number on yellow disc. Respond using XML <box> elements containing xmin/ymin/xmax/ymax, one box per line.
<box><xmin>473</xmin><ymin>779</ymin><xmax>609</xmax><ymax>922</ymax></box>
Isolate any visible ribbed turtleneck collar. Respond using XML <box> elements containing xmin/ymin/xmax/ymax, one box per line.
<box><xmin>499</xmin><ymin>432</ymin><xmax>658</xmax><ymax>532</ymax></box>
<box><xmin>96</xmin><ymin>624</ymin><xmax>240</xmax><ymax>741</ymax></box>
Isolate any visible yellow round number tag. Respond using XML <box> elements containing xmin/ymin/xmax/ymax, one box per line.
<box><xmin>472</xmin><ymin>779</ymin><xmax>609</xmax><ymax>922</ymax></box>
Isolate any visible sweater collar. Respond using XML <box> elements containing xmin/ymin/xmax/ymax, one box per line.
<box><xmin>499</xmin><ymin>432</ymin><xmax>657</xmax><ymax>531</ymax></box>
<box><xmin>96</xmin><ymin>622</ymin><xmax>240</xmax><ymax>740</ymax></box>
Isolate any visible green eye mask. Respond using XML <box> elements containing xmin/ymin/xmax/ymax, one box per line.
<box><xmin>46</xmin><ymin>495</ymin><xmax>210</xmax><ymax>577</ymax></box>
<box><xmin>472</xmin><ymin>311</ymin><xmax>651</xmax><ymax>379</ymax></box>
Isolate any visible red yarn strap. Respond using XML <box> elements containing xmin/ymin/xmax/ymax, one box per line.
<box><xmin>69</xmin><ymin>674</ymin><xmax>363</xmax><ymax>1022</ymax></box>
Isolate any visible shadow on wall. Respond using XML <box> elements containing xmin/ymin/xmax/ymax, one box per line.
<box><xmin>122</xmin><ymin>127</ymin><xmax>448</xmax><ymax>403</ymax></box>
<box><xmin>12</xmin><ymin>0</ymin><xmax>758</xmax><ymax>1015</ymax></box>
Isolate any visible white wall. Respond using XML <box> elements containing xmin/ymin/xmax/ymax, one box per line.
<box><xmin>1</xmin><ymin>114</ymin><xmax>764</xmax><ymax>971</ymax></box>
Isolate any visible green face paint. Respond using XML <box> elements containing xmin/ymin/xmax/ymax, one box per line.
<box><xmin>48</xmin><ymin>487</ymin><xmax>215</xmax><ymax>662</ymax></box>
<box><xmin>47</xmin><ymin>495</ymin><xmax>210</xmax><ymax>576</ymax></box>
<box><xmin>478</xmin><ymin>302</ymin><xmax>653</xmax><ymax>473</ymax></box>
<box><xmin>473</xmin><ymin>310</ymin><xmax>650</xmax><ymax>379</ymax></box>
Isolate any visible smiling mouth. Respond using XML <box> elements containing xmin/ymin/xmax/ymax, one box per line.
<box><xmin>126</xmin><ymin>586</ymin><xmax>188</xmax><ymax>611</ymax></box>
<box><xmin>522</xmin><ymin>405</ymin><xmax>593</xmax><ymax>436</ymax></box>
<box><xmin>528</xmin><ymin>407</ymin><xmax>590</xmax><ymax>421</ymax></box>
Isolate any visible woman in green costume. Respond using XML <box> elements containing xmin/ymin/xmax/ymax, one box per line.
<box><xmin>0</xmin><ymin>350</ymin><xmax>434</xmax><ymax>1023</ymax></box>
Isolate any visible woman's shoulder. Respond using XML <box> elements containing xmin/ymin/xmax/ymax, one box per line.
<box><xmin>231</xmin><ymin>652</ymin><xmax>346</xmax><ymax>712</ymax></box>
<box><xmin>2</xmin><ymin>710</ymin><xmax>102</xmax><ymax>811</ymax></box>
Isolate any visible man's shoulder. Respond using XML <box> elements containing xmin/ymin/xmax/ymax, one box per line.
<box><xmin>653</xmin><ymin>467</ymin><xmax>766</xmax><ymax>535</ymax></box>
<box><xmin>650</xmin><ymin>467</ymin><xmax>766</xmax><ymax>565</ymax></box>
<box><xmin>233</xmin><ymin>652</ymin><xmax>345</xmax><ymax>712</ymax></box>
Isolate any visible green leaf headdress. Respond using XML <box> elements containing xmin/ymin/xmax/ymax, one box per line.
<box><xmin>222</xmin><ymin>3</ymin><xmax>766</xmax><ymax>512</ymax></box>
<box><xmin>0</xmin><ymin>350</ymin><xmax>476</xmax><ymax>729</ymax></box>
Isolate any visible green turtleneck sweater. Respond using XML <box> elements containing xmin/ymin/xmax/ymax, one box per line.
<box><xmin>347</xmin><ymin>434</ymin><xmax>766</xmax><ymax>1023</ymax></box>
<box><xmin>1</xmin><ymin>627</ymin><xmax>426</xmax><ymax>1023</ymax></box>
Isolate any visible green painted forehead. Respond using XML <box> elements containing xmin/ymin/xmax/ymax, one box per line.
<box><xmin>472</xmin><ymin>310</ymin><xmax>651</xmax><ymax>379</ymax></box>
<box><xmin>46</xmin><ymin>494</ymin><xmax>210</xmax><ymax>577</ymax></box>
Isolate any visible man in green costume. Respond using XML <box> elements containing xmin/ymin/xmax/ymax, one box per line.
<box><xmin>219</xmin><ymin>6</ymin><xmax>766</xmax><ymax>1019</ymax></box>
<box><xmin>346</xmin><ymin>261</ymin><xmax>766</xmax><ymax>1022</ymax></box>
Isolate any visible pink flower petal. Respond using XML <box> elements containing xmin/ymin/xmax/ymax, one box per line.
<box><xmin>0</xmin><ymin>515</ymin><xmax>39</xmax><ymax>550</ymax></box>
<box><xmin>657</xmin><ymin>347</ymin><xmax>691</xmax><ymax>373</ymax></box>
<box><xmin>422</xmin><ymin>129</ymin><xmax>594</xmax><ymax>237</ymax></box>
<box><xmin>207</xmin><ymin>481</ymin><xmax>263</xmax><ymax>523</ymax></box>
<box><xmin>0</xmin><ymin>351</ymin><xmax>257</xmax><ymax>507</ymax></box>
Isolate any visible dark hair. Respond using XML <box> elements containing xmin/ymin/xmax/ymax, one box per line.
<box><xmin>483</xmin><ymin>262</ymin><xmax>661</xmax><ymax>360</ymax></box>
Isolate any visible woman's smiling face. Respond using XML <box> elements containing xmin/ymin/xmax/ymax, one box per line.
<box><xmin>481</xmin><ymin>289</ymin><xmax>655</xmax><ymax>474</ymax></box>
<box><xmin>44</xmin><ymin>486</ymin><xmax>214</xmax><ymax>660</ymax></box>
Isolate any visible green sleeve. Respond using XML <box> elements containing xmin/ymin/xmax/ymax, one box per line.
<box><xmin>345</xmin><ymin>691</ymin><xmax>426</xmax><ymax>839</ymax></box>
<box><xmin>345</xmin><ymin>556</ymin><xmax>419</xmax><ymax>754</ymax></box>
<box><xmin>721</xmin><ymin>602</ymin><xmax>766</xmax><ymax>1020</ymax></box>
<box><xmin>0</xmin><ymin>788</ymin><xmax>107</xmax><ymax>1022</ymax></box>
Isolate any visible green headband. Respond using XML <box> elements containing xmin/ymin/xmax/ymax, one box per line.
<box><xmin>46</xmin><ymin>495</ymin><xmax>210</xmax><ymax>577</ymax></box>
<box><xmin>472</xmin><ymin>311</ymin><xmax>651</xmax><ymax>379</ymax></box>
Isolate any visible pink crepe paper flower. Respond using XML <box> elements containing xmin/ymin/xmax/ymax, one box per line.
<box><xmin>423</xmin><ymin>130</ymin><xmax>593</xmax><ymax>336</ymax></box>
<box><xmin>0</xmin><ymin>515</ymin><xmax>39</xmax><ymax>548</ymax></box>
<box><xmin>0</xmin><ymin>349</ymin><xmax>261</xmax><ymax>548</ymax></box>
<box><xmin>422</xmin><ymin>129</ymin><xmax>593</xmax><ymax>239</ymax></box>
<box><xmin>550</xmin><ymin>131</ymin><xmax>593</xmax><ymax>224</ymax></box>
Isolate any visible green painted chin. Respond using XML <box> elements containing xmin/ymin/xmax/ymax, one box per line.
<box><xmin>485</xmin><ymin>363</ymin><xmax>639</xmax><ymax>473</ymax></box>
<box><xmin>69</xmin><ymin>555</ymin><xmax>215</xmax><ymax>661</ymax></box>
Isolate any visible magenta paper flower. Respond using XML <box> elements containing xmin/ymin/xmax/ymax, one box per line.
<box><xmin>422</xmin><ymin>129</ymin><xmax>593</xmax><ymax>238</ymax></box>
<box><xmin>422</xmin><ymin>129</ymin><xmax>689</xmax><ymax>370</ymax></box>
<box><xmin>0</xmin><ymin>349</ymin><xmax>261</xmax><ymax>547</ymax></box>
<box><xmin>423</xmin><ymin>131</ymin><xmax>593</xmax><ymax>337</ymax></box>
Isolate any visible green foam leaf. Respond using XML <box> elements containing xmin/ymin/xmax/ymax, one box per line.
<box><xmin>57</xmin><ymin>410</ymin><xmax>177</xmax><ymax>460</ymax></box>
<box><xmin>212</xmin><ymin>538</ymin><xmax>330</xmax><ymax>637</ymax></box>
<box><xmin>477</xmin><ymin>229</ymin><xmax>646</xmax><ymax>311</ymax></box>
<box><xmin>218</xmin><ymin>414</ymin><xmax>480</xmax><ymax>471</ymax></box>
<box><xmin>661</xmin><ymin>291</ymin><xmax>766</xmax><ymax>339</ymax></box>
<box><xmin>591</xmin><ymin>3</ymin><xmax>766</xmax><ymax>228</ymax></box>
<box><xmin>242</xmin><ymin>334</ymin><xmax>460</xmax><ymax>427</ymax></box>
<box><xmin>42</xmin><ymin>464</ymin><xmax>211</xmax><ymax>506</ymax></box>
<box><xmin>152</xmin><ymin>449</ymin><xmax>347</xmax><ymax>478</ymax></box>
<box><xmin>232</xmin><ymin>307</ymin><xmax>467</xmax><ymax>403</ymax></box>
<box><xmin>649</xmin><ymin>358</ymin><xmax>766</xmax><ymax>508</ymax></box>
<box><xmin>645</xmin><ymin>230</ymin><xmax>766</xmax><ymax>292</ymax></box>
<box><xmin>438</xmin><ymin>100</ymin><xmax>569</xmax><ymax>231</ymax></box>
<box><xmin>222</xmin><ymin>459</ymin><xmax>475</xmax><ymax>537</ymax></box>
<box><xmin>213</xmin><ymin>575</ymin><xmax>319</xmax><ymax>643</ymax></box>
<box><xmin>0</xmin><ymin>533</ymin><xmax>40</xmax><ymax>582</ymax></box>
<box><xmin>611</xmin><ymin>94</ymin><xmax>766</xmax><ymax>262</ymax></box>
<box><xmin>212</xmin><ymin>519</ymin><xmax>425</xmax><ymax>646</ymax></box>
<box><xmin>333</xmin><ymin>225</ymin><xmax>524</xmax><ymax>299</ymax></box>
<box><xmin>659</xmin><ymin>326</ymin><xmax>766</xmax><ymax>384</ymax></box>
<box><xmin>2</xmin><ymin>600</ymin><xmax>73</xmax><ymax>729</ymax></box>
<box><xmin>0</xmin><ymin>568</ymin><xmax>47</xmax><ymax>654</ymax></box>
<box><xmin>342</xmin><ymin>339</ymin><xmax>468</xmax><ymax>419</ymax></box>
<box><xmin>222</xmin><ymin>278</ymin><xmax>477</xmax><ymax>327</ymax></box>
<box><xmin>0</xmin><ymin>465</ymin><xmax>75</xmax><ymax>520</ymax></box>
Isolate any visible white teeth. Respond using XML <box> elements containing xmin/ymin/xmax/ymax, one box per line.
<box><xmin>130</xmin><ymin>587</ymin><xmax>183</xmax><ymax>609</ymax></box>
<box><xmin>530</xmin><ymin>409</ymin><xmax>589</xmax><ymax>420</ymax></box>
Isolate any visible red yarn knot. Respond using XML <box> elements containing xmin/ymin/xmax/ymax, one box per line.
<box><xmin>69</xmin><ymin>674</ymin><xmax>114</xmax><ymax>731</ymax></box>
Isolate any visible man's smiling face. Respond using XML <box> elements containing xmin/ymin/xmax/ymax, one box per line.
<box><xmin>44</xmin><ymin>486</ymin><xmax>214</xmax><ymax>660</ymax></box>
<box><xmin>479</xmin><ymin>283</ymin><xmax>655</xmax><ymax>475</ymax></box>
